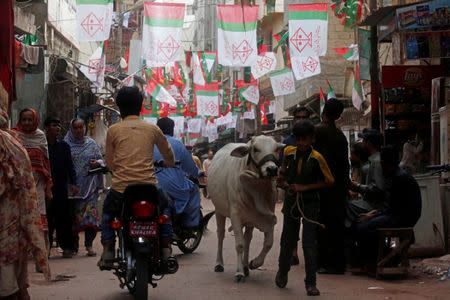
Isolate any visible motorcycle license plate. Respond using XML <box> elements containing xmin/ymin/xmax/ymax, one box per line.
<box><xmin>129</xmin><ymin>221</ymin><xmax>158</xmax><ymax>238</ymax></box>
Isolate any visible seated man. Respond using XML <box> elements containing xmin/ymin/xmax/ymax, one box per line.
<box><xmin>99</xmin><ymin>87</ymin><xmax>175</xmax><ymax>268</ymax></box>
<box><xmin>154</xmin><ymin>118</ymin><xmax>202</xmax><ymax>231</ymax></box>
<box><xmin>354</xmin><ymin>146</ymin><xmax>422</xmax><ymax>270</ymax></box>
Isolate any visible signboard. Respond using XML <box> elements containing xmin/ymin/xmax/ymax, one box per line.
<box><xmin>381</xmin><ymin>65</ymin><xmax>446</xmax><ymax>88</ymax></box>
<box><xmin>397</xmin><ymin>0</ymin><xmax>450</xmax><ymax>31</ymax></box>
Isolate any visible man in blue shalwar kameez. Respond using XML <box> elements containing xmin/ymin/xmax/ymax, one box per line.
<box><xmin>154</xmin><ymin>117</ymin><xmax>202</xmax><ymax>229</ymax></box>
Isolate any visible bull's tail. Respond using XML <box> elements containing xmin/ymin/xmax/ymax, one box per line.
<box><xmin>200</xmin><ymin>211</ymin><xmax>216</xmax><ymax>233</ymax></box>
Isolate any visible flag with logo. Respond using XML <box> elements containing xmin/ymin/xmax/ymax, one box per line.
<box><xmin>202</xmin><ymin>51</ymin><xmax>216</xmax><ymax>83</ymax></box>
<box><xmin>269</xmin><ymin>68</ymin><xmax>296</xmax><ymax>96</ymax></box>
<box><xmin>187</xmin><ymin>118</ymin><xmax>202</xmax><ymax>133</ymax></box>
<box><xmin>217</xmin><ymin>5</ymin><xmax>259</xmax><ymax>67</ymax></box>
<box><xmin>288</xmin><ymin>3</ymin><xmax>328</xmax><ymax>57</ymax></box>
<box><xmin>334</xmin><ymin>44</ymin><xmax>359</xmax><ymax>61</ymax></box>
<box><xmin>291</xmin><ymin>55</ymin><xmax>321</xmax><ymax>80</ymax></box>
<box><xmin>192</xmin><ymin>51</ymin><xmax>206</xmax><ymax>86</ymax></box>
<box><xmin>76</xmin><ymin>0</ymin><xmax>113</xmax><ymax>41</ymax></box>
<box><xmin>196</xmin><ymin>82</ymin><xmax>220</xmax><ymax>116</ymax></box>
<box><xmin>251</xmin><ymin>52</ymin><xmax>277</xmax><ymax>79</ymax></box>
<box><xmin>239</xmin><ymin>84</ymin><xmax>259</xmax><ymax>105</ymax></box>
<box><xmin>80</xmin><ymin>46</ymin><xmax>105</xmax><ymax>88</ymax></box>
<box><xmin>352</xmin><ymin>62</ymin><xmax>364</xmax><ymax>110</ymax></box>
<box><xmin>146</xmin><ymin>79</ymin><xmax>177</xmax><ymax>106</ymax></box>
<box><xmin>142</xmin><ymin>2</ymin><xmax>185</xmax><ymax>67</ymax></box>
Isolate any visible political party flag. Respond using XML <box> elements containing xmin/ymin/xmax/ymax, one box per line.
<box><xmin>319</xmin><ymin>86</ymin><xmax>326</xmax><ymax>117</ymax></box>
<box><xmin>291</xmin><ymin>56</ymin><xmax>321</xmax><ymax>80</ymax></box>
<box><xmin>352</xmin><ymin>62</ymin><xmax>364</xmax><ymax>110</ymax></box>
<box><xmin>269</xmin><ymin>68</ymin><xmax>296</xmax><ymax>96</ymax></box>
<box><xmin>172</xmin><ymin>62</ymin><xmax>186</xmax><ymax>88</ymax></box>
<box><xmin>146</xmin><ymin>79</ymin><xmax>177</xmax><ymax>106</ymax></box>
<box><xmin>76</xmin><ymin>0</ymin><xmax>113</xmax><ymax>41</ymax></box>
<box><xmin>192</xmin><ymin>51</ymin><xmax>206</xmax><ymax>86</ymax></box>
<box><xmin>326</xmin><ymin>80</ymin><xmax>336</xmax><ymax>99</ymax></box>
<box><xmin>288</xmin><ymin>3</ymin><xmax>328</xmax><ymax>57</ymax></box>
<box><xmin>80</xmin><ymin>46</ymin><xmax>105</xmax><ymax>88</ymax></box>
<box><xmin>239</xmin><ymin>84</ymin><xmax>259</xmax><ymax>105</ymax></box>
<box><xmin>334</xmin><ymin>44</ymin><xmax>359</xmax><ymax>61</ymax></box>
<box><xmin>196</xmin><ymin>82</ymin><xmax>220</xmax><ymax>116</ymax></box>
<box><xmin>187</xmin><ymin>118</ymin><xmax>202</xmax><ymax>133</ymax></box>
<box><xmin>331</xmin><ymin>0</ymin><xmax>362</xmax><ymax>28</ymax></box>
<box><xmin>251</xmin><ymin>52</ymin><xmax>277</xmax><ymax>79</ymax></box>
<box><xmin>217</xmin><ymin>5</ymin><xmax>258</xmax><ymax>67</ymax></box>
<box><xmin>142</xmin><ymin>2</ymin><xmax>185</xmax><ymax>67</ymax></box>
<box><xmin>202</xmin><ymin>51</ymin><xmax>216</xmax><ymax>83</ymax></box>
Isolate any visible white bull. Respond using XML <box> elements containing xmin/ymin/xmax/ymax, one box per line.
<box><xmin>208</xmin><ymin>135</ymin><xmax>284</xmax><ymax>283</ymax></box>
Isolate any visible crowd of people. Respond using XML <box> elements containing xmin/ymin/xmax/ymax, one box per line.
<box><xmin>0</xmin><ymin>88</ymin><xmax>423</xmax><ymax>299</ymax></box>
<box><xmin>274</xmin><ymin>102</ymin><xmax>423</xmax><ymax>295</ymax></box>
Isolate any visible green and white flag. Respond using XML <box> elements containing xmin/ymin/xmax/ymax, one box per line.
<box><xmin>76</xmin><ymin>0</ymin><xmax>113</xmax><ymax>41</ymax></box>
<box><xmin>269</xmin><ymin>68</ymin><xmax>296</xmax><ymax>97</ymax></box>
<box><xmin>288</xmin><ymin>3</ymin><xmax>328</xmax><ymax>57</ymax></box>
<box><xmin>196</xmin><ymin>83</ymin><xmax>220</xmax><ymax>117</ymax></box>
<box><xmin>217</xmin><ymin>5</ymin><xmax>259</xmax><ymax>67</ymax></box>
<box><xmin>146</xmin><ymin>78</ymin><xmax>177</xmax><ymax>107</ymax></box>
<box><xmin>239</xmin><ymin>84</ymin><xmax>259</xmax><ymax>105</ymax></box>
<box><xmin>192</xmin><ymin>51</ymin><xmax>206</xmax><ymax>86</ymax></box>
<box><xmin>334</xmin><ymin>44</ymin><xmax>359</xmax><ymax>61</ymax></box>
<box><xmin>142</xmin><ymin>2</ymin><xmax>186</xmax><ymax>67</ymax></box>
<box><xmin>352</xmin><ymin>63</ymin><xmax>364</xmax><ymax>110</ymax></box>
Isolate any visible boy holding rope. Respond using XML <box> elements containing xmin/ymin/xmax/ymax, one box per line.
<box><xmin>275</xmin><ymin>120</ymin><xmax>334</xmax><ymax>296</ymax></box>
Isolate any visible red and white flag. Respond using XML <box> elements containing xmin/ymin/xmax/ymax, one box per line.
<box><xmin>291</xmin><ymin>55</ymin><xmax>321</xmax><ymax>80</ymax></box>
<box><xmin>195</xmin><ymin>83</ymin><xmax>220</xmax><ymax>117</ymax></box>
<box><xmin>76</xmin><ymin>0</ymin><xmax>113</xmax><ymax>41</ymax></box>
<box><xmin>251</xmin><ymin>52</ymin><xmax>277</xmax><ymax>79</ymax></box>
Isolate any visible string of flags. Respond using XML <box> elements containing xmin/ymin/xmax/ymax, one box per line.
<box><xmin>75</xmin><ymin>1</ymin><xmax>365</xmax><ymax>143</ymax></box>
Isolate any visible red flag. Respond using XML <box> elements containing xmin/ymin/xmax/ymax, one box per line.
<box><xmin>319</xmin><ymin>87</ymin><xmax>325</xmax><ymax>102</ymax></box>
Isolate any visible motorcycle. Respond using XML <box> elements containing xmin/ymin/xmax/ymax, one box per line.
<box><xmin>90</xmin><ymin>163</ymin><xmax>214</xmax><ymax>300</ymax></box>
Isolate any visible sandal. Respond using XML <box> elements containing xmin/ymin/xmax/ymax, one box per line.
<box><xmin>306</xmin><ymin>286</ymin><xmax>320</xmax><ymax>296</ymax></box>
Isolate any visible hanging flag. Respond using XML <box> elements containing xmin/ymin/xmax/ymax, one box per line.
<box><xmin>326</xmin><ymin>80</ymin><xmax>336</xmax><ymax>99</ymax></box>
<box><xmin>269</xmin><ymin>68</ymin><xmax>296</xmax><ymax>96</ymax></box>
<box><xmin>319</xmin><ymin>86</ymin><xmax>326</xmax><ymax>117</ymax></box>
<box><xmin>291</xmin><ymin>56</ymin><xmax>321</xmax><ymax>80</ymax></box>
<box><xmin>80</xmin><ymin>46</ymin><xmax>105</xmax><ymax>88</ymax></box>
<box><xmin>239</xmin><ymin>84</ymin><xmax>260</xmax><ymax>105</ymax></box>
<box><xmin>251</xmin><ymin>52</ymin><xmax>277</xmax><ymax>79</ymax></box>
<box><xmin>288</xmin><ymin>3</ymin><xmax>328</xmax><ymax>58</ymax></box>
<box><xmin>196</xmin><ymin>82</ymin><xmax>220</xmax><ymax>116</ymax></box>
<box><xmin>273</xmin><ymin>31</ymin><xmax>288</xmax><ymax>52</ymax></box>
<box><xmin>187</xmin><ymin>118</ymin><xmax>202</xmax><ymax>133</ymax></box>
<box><xmin>260</xmin><ymin>101</ymin><xmax>269</xmax><ymax>125</ymax></box>
<box><xmin>142</xmin><ymin>2</ymin><xmax>185</xmax><ymax>67</ymax></box>
<box><xmin>201</xmin><ymin>51</ymin><xmax>216</xmax><ymax>83</ymax></box>
<box><xmin>217</xmin><ymin>5</ymin><xmax>259</xmax><ymax>67</ymax></box>
<box><xmin>331</xmin><ymin>0</ymin><xmax>362</xmax><ymax>28</ymax></box>
<box><xmin>192</xmin><ymin>51</ymin><xmax>206</xmax><ymax>86</ymax></box>
<box><xmin>170</xmin><ymin>116</ymin><xmax>185</xmax><ymax>139</ymax></box>
<box><xmin>172</xmin><ymin>62</ymin><xmax>186</xmax><ymax>88</ymax></box>
<box><xmin>352</xmin><ymin>62</ymin><xmax>364</xmax><ymax>110</ymax></box>
<box><xmin>146</xmin><ymin>79</ymin><xmax>177</xmax><ymax>106</ymax></box>
<box><xmin>334</xmin><ymin>44</ymin><xmax>359</xmax><ymax>61</ymax></box>
<box><xmin>76</xmin><ymin>0</ymin><xmax>113</xmax><ymax>41</ymax></box>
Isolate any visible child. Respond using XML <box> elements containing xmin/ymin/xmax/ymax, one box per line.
<box><xmin>275</xmin><ymin>120</ymin><xmax>334</xmax><ymax>296</ymax></box>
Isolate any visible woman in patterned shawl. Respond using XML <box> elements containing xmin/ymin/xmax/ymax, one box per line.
<box><xmin>13</xmin><ymin>108</ymin><xmax>53</xmax><ymax>250</ymax></box>
<box><xmin>64</xmin><ymin>118</ymin><xmax>104</xmax><ymax>256</ymax></box>
<box><xmin>0</xmin><ymin>114</ymin><xmax>51</xmax><ymax>299</ymax></box>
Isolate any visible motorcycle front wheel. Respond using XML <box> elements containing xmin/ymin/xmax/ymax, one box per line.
<box><xmin>134</xmin><ymin>253</ymin><xmax>149</xmax><ymax>300</ymax></box>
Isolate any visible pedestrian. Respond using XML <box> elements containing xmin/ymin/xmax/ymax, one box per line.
<box><xmin>64</xmin><ymin>118</ymin><xmax>103</xmax><ymax>257</ymax></box>
<box><xmin>13</xmin><ymin>108</ymin><xmax>53</xmax><ymax>254</ymax></box>
<box><xmin>0</xmin><ymin>113</ymin><xmax>51</xmax><ymax>299</ymax></box>
<box><xmin>314</xmin><ymin>98</ymin><xmax>349</xmax><ymax>274</ymax></box>
<box><xmin>282</xmin><ymin>106</ymin><xmax>311</xmax><ymax>266</ymax></box>
<box><xmin>202</xmin><ymin>150</ymin><xmax>214</xmax><ymax>198</ymax></box>
<box><xmin>44</xmin><ymin>116</ymin><xmax>78</xmax><ymax>258</ymax></box>
<box><xmin>399</xmin><ymin>127</ymin><xmax>423</xmax><ymax>174</ymax></box>
<box><xmin>275</xmin><ymin>120</ymin><xmax>334</xmax><ymax>296</ymax></box>
<box><xmin>354</xmin><ymin>146</ymin><xmax>422</xmax><ymax>272</ymax></box>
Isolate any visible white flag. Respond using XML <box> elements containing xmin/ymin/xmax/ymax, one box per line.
<box><xmin>170</xmin><ymin>116</ymin><xmax>185</xmax><ymax>139</ymax></box>
<box><xmin>196</xmin><ymin>84</ymin><xmax>220</xmax><ymax>117</ymax></box>
<box><xmin>80</xmin><ymin>46</ymin><xmax>105</xmax><ymax>88</ymax></box>
<box><xmin>76</xmin><ymin>0</ymin><xmax>113</xmax><ymax>42</ymax></box>
<box><xmin>288</xmin><ymin>3</ymin><xmax>328</xmax><ymax>57</ymax></box>
<box><xmin>269</xmin><ymin>68</ymin><xmax>296</xmax><ymax>96</ymax></box>
<box><xmin>291</xmin><ymin>56</ymin><xmax>321</xmax><ymax>81</ymax></box>
<box><xmin>187</xmin><ymin>118</ymin><xmax>202</xmax><ymax>133</ymax></box>
<box><xmin>192</xmin><ymin>52</ymin><xmax>206</xmax><ymax>86</ymax></box>
<box><xmin>240</xmin><ymin>85</ymin><xmax>260</xmax><ymax>105</ymax></box>
<box><xmin>251</xmin><ymin>52</ymin><xmax>277</xmax><ymax>79</ymax></box>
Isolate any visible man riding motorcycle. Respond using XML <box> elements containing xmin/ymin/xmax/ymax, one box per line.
<box><xmin>154</xmin><ymin>117</ymin><xmax>203</xmax><ymax>232</ymax></box>
<box><xmin>98</xmin><ymin>86</ymin><xmax>175</xmax><ymax>269</ymax></box>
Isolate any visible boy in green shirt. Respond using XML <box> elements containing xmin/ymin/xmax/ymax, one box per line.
<box><xmin>275</xmin><ymin>121</ymin><xmax>334</xmax><ymax>296</ymax></box>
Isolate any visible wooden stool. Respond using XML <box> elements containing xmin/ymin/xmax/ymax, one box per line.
<box><xmin>376</xmin><ymin>228</ymin><xmax>414</xmax><ymax>279</ymax></box>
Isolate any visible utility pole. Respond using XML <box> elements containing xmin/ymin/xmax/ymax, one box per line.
<box><xmin>115</xmin><ymin>0</ymin><xmax>123</xmax><ymax>65</ymax></box>
<box><xmin>369</xmin><ymin>0</ymin><xmax>380</xmax><ymax>130</ymax></box>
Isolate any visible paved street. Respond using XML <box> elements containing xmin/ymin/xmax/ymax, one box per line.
<box><xmin>29</xmin><ymin>198</ymin><xmax>450</xmax><ymax>300</ymax></box>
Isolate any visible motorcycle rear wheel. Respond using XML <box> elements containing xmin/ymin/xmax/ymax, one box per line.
<box><xmin>134</xmin><ymin>254</ymin><xmax>149</xmax><ymax>300</ymax></box>
<box><xmin>177</xmin><ymin>211</ymin><xmax>204</xmax><ymax>254</ymax></box>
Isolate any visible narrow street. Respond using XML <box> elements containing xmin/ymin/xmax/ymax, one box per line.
<box><xmin>29</xmin><ymin>198</ymin><xmax>450</xmax><ymax>300</ymax></box>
